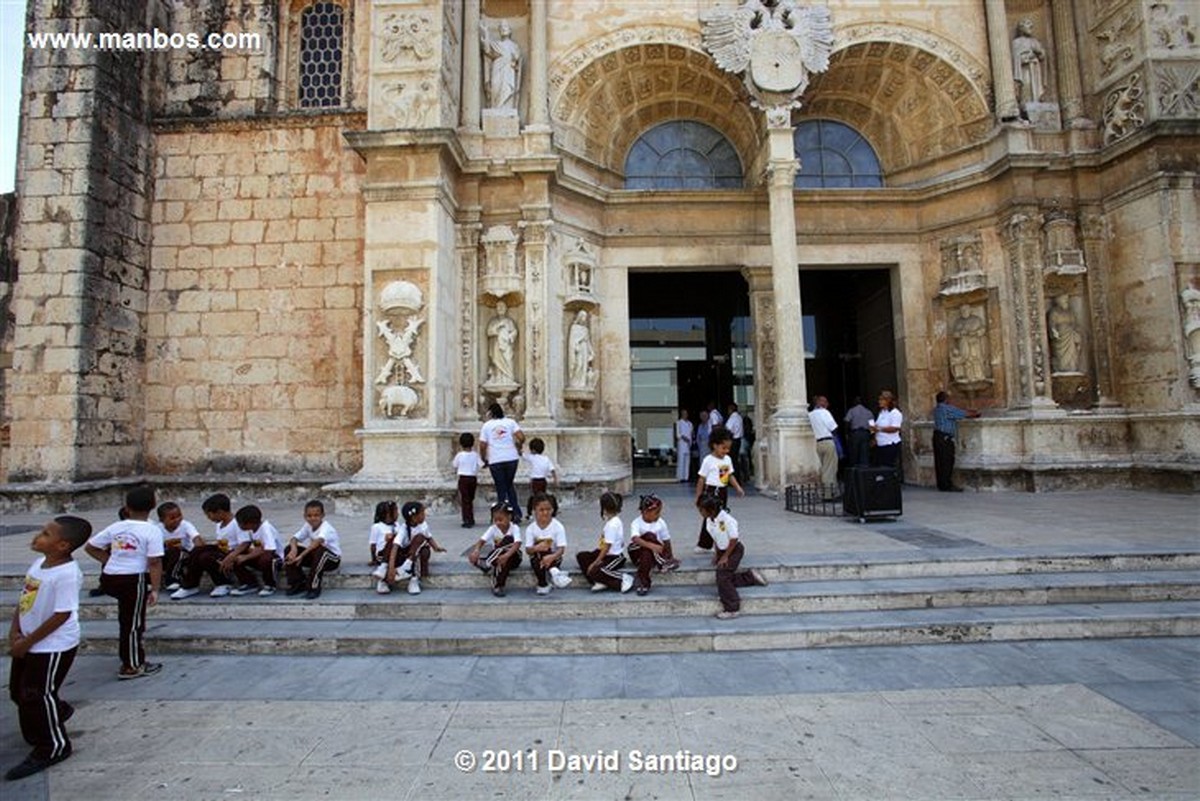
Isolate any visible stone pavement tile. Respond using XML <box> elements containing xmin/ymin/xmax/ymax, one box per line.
<box><xmin>427</xmin><ymin>724</ymin><xmax>560</xmax><ymax>764</ymax></box>
<box><xmin>1015</xmin><ymin>640</ymin><xmax>1182</xmax><ymax>682</ymax></box>
<box><xmin>689</xmin><ymin>759</ymin><xmax>838</xmax><ymax>801</ymax></box>
<box><xmin>404</xmin><ymin>764</ymin><xmax>552</xmax><ymax>801</ymax></box>
<box><xmin>1140</xmin><ymin>712</ymin><xmax>1200</xmax><ymax>747</ymax></box>
<box><xmin>561</xmin><ymin>697</ymin><xmax>675</xmax><ymax>728</ymax></box>
<box><xmin>621</xmin><ymin>653</ymin><xmax>684</xmax><ymax>698</ymax></box>
<box><xmin>984</xmin><ymin>683</ymin><xmax>1135</xmax><ymax>715</ymax></box>
<box><xmin>263</xmin><ymin>765</ymin><xmax>405</xmax><ymax>801</ymax></box>
<box><xmin>823</xmin><ymin>645</ymin><xmax>966</xmax><ymax>692</ymax></box>
<box><xmin>69</xmin><ymin>725</ymin><xmax>213</xmax><ymax>766</ymax></box>
<box><xmin>1032</xmin><ymin>709</ymin><xmax>1194</xmax><ymax>750</ymax></box>
<box><xmin>957</xmin><ymin>750</ymin><xmax>1133</xmax><ymax>800</ymax></box>
<box><xmin>669</xmin><ymin>652</ymin><xmax>795</xmax><ymax>697</ymax></box>
<box><xmin>323</xmin><ymin>699</ymin><xmax>458</xmax><ymax>730</ymax></box>
<box><xmin>448</xmin><ymin>699</ymin><xmax>564</xmax><ymax>729</ymax></box>
<box><xmin>304</xmin><ymin>723</ymin><xmax>438</xmax><ymax>767</ymax></box>
<box><xmin>912</xmin><ymin>712</ymin><xmax>1065</xmax><ymax>754</ymax></box>
<box><xmin>129</xmin><ymin>764</ymin><xmax>317</xmax><ymax>801</ymax></box>
<box><xmin>879</xmin><ymin>687</ymin><xmax>1012</xmax><ymax>716</ymax></box>
<box><xmin>1076</xmin><ymin>748</ymin><xmax>1200</xmax><ymax>798</ymax></box>
<box><xmin>558</xmin><ymin>721</ymin><xmax>681</xmax><ymax>757</ymax></box>
<box><xmin>931</xmin><ymin>642</ymin><xmax>1075</xmax><ymax>686</ymax></box>
<box><xmin>45</xmin><ymin>764</ymin><xmax>153</xmax><ymax>801</ymax></box>
<box><xmin>762</xmin><ymin>650</ymin><xmax>857</xmax><ymax>695</ymax></box>
<box><xmin>188</xmin><ymin>726</ymin><xmax>324</xmax><ymax>766</ymax></box>
<box><xmin>820</xmin><ymin>751</ymin><xmax>989</xmax><ymax>801</ymax></box>
<box><xmin>543</xmin><ymin>763</ymin><xmax>694</xmax><ymax>801</ymax></box>
<box><xmin>1087</xmin><ymin>679</ymin><xmax>1200</xmax><ymax>713</ymax></box>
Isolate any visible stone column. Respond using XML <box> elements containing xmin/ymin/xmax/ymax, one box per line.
<box><xmin>527</xmin><ymin>0</ymin><xmax>549</xmax><ymax>129</ymax></box>
<box><xmin>1001</xmin><ymin>209</ymin><xmax>1057</xmax><ymax>412</ymax></box>
<box><xmin>455</xmin><ymin>219</ymin><xmax>482</xmax><ymax>422</ymax></box>
<box><xmin>742</xmin><ymin>267</ymin><xmax>775</xmax><ymax>490</ymax></box>
<box><xmin>1079</xmin><ymin>210</ymin><xmax>1121</xmax><ymax>407</ymax></box>
<box><xmin>460</xmin><ymin>0</ymin><xmax>481</xmax><ymax>130</ymax></box>
<box><xmin>764</xmin><ymin>123</ymin><xmax>819</xmax><ymax>488</ymax></box>
<box><xmin>985</xmin><ymin>0</ymin><xmax>1021</xmax><ymax>121</ymax></box>
<box><xmin>521</xmin><ymin>212</ymin><xmax>554</xmax><ymax>424</ymax></box>
<box><xmin>1049</xmin><ymin>0</ymin><xmax>1088</xmax><ymax>128</ymax></box>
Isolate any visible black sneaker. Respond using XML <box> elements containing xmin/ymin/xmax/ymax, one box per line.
<box><xmin>286</xmin><ymin>584</ymin><xmax>307</xmax><ymax>597</ymax></box>
<box><xmin>305</xmin><ymin>588</ymin><xmax>321</xmax><ymax>600</ymax></box>
<box><xmin>142</xmin><ymin>662</ymin><xmax>163</xmax><ymax>676</ymax></box>
<box><xmin>492</xmin><ymin>587</ymin><xmax>506</xmax><ymax>597</ymax></box>
<box><xmin>635</xmin><ymin>585</ymin><xmax>649</xmax><ymax>596</ymax></box>
<box><xmin>5</xmin><ymin>747</ymin><xmax>71</xmax><ymax>781</ymax></box>
<box><xmin>88</xmin><ymin>587</ymin><xmax>105</xmax><ymax>598</ymax></box>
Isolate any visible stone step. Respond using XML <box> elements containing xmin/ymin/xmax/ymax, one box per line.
<box><xmin>77</xmin><ymin>600</ymin><xmax>1200</xmax><ymax>656</ymax></box>
<box><xmin>29</xmin><ymin>569</ymin><xmax>1200</xmax><ymax>622</ymax></box>
<box><xmin>5</xmin><ymin>549</ymin><xmax>1197</xmax><ymax>591</ymax></box>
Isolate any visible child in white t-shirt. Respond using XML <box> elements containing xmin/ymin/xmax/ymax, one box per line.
<box><xmin>368</xmin><ymin>500</ymin><xmax>399</xmax><ymax>566</ymax></box>
<box><xmin>170</xmin><ymin>493</ymin><xmax>239</xmax><ymax>599</ymax></box>
<box><xmin>627</xmin><ymin>494</ymin><xmax>679</xmax><ymax>596</ymax></box>
<box><xmin>466</xmin><ymin>502</ymin><xmax>523</xmax><ymax>597</ymax></box>
<box><xmin>5</xmin><ymin>515</ymin><xmax>91</xmax><ymax>781</ymax></box>
<box><xmin>524</xmin><ymin>493</ymin><xmax>571</xmax><ymax>595</ymax></box>
<box><xmin>156</xmin><ymin>501</ymin><xmax>200</xmax><ymax>592</ymax></box>
<box><xmin>229</xmin><ymin>505</ymin><xmax>286</xmax><ymax>597</ymax></box>
<box><xmin>693</xmin><ymin>427</ymin><xmax>745</xmax><ymax>552</ymax></box>
<box><xmin>378</xmin><ymin>501</ymin><xmax>446</xmax><ymax>596</ymax></box>
<box><xmin>576</xmin><ymin>491</ymin><xmax>634</xmax><ymax>594</ymax></box>
<box><xmin>522</xmin><ymin>437</ymin><xmax>557</xmax><ymax>519</ymax></box>
<box><xmin>284</xmin><ymin>499</ymin><xmax>342</xmax><ymax>600</ymax></box>
<box><xmin>453</xmin><ymin>433</ymin><xmax>483</xmax><ymax>528</ymax></box>
<box><xmin>698</xmin><ymin>496</ymin><xmax>767</xmax><ymax>620</ymax></box>
<box><xmin>84</xmin><ymin>485</ymin><xmax>165</xmax><ymax>679</ymax></box>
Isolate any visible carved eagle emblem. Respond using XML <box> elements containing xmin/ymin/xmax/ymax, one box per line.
<box><xmin>700</xmin><ymin>0</ymin><xmax>833</xmax><ymax>101</ymax></box>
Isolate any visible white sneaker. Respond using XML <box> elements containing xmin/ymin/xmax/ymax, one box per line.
<box><xmin>209</xmin><ymin>585</ymin><xmax>232</xmax><ymax>598</ymax></box>
<box><xmin>229</xmin><ymin>584</ymin><xmax>257</xmax><ymax>596</ymax></box>
<box><xmin>164</xmin><ymin>582</ymin><xmax>181</xmax><ymax>592</ymax></box>
<box><xmin>376</xmin><ymin>580</ymin><xmax>391</xmax><ymax>595</ymax></box>
<box><xmin>549</xmin><ymin>567</ymin><xmax>572</xmax><ymax>589</ymax></box>
<box><xmin>371</xmin><ymin>563</ymin><xmax>388</xmax><ymax>580</ymax></box>
<box><xmin>591</xmin><ymin>582</ymin><xmax>607</xmax><ymax>593</ymax></box>
<box><xmin>536</xmin><ymin>584</ymin><xmax>552</xmax><ymax>595</ymax></box>
<box><xmin>620</xmin><ymin>573</ymin><xmax>634</xmax><ymax>594</ymax></box>
<box><xmin>397</xmin><ymin>560</ymin><xmax>414</xmax><ymax>580</ymax></box>
<box><xmin>693</xmin><ymin>545</ymin><xmax>710</xmax><ymax>554</ymax></box>
<box><xmin>407</xmin><ymin>577</ymin><xmax>421</xmax><ymax>595</ymax></box>
<box><xmin>257</xmin><ymin>586</ymin><xmax>276</xmax><ymax>597</ymax></box>
<box><xmin>170</xmin><ymin>587</ymin><xmax>200</xmax><ymax>600</ymax></box>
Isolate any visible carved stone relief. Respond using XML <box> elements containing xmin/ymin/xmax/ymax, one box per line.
<box><xmin>1181</xmin><ymin>286</ymin><xmax>1200</xmax><ymax>388</ymax></box>
<box><xmin>938</xmin><ymin>233</ymin><xmax>986</xmax><ymax>296</ymax></box>
<box><xmin>1149</xmin><ymin>2</ymin><xmax>1198</xmax><ymax>50</ymax></box>
<box><xmin>949</xmin><ymin>302</ymin><xmax>992</xmax><ymax>389</ymax></box>
<box><xmin>1103</xmin><ymin>71</ymin><xmax>1145</xmax><ymax>145</ymax></box>
<box><xmin>374</xmin><ymin>279</ymin><xmax>426</xmax><ymax>419</ymax></box>
<box><xmin>378</xmin><ymin>78</ymin><xmax>438</xmax><ymax>128</ymax></box>
<box><xmin>479</xmin><ymin>225</ymin><xmax>522</xmax><ymax>302</ymax></box>
<box><xmin>1043</xmin><ymin>212</ymin><xmax>1087</xmax><ymax>276</ymax></box>
<box><xmin>1094</xmin><ymin>8</ymin><xmax>1139</xmax><ymax>80</ymax></box>
<box><xmin>378</xmin><ymin>12</ymin><xmax>435</xmax><ymax>65</ymax></box>
<box><xmin>1154</xmin><ymin>63</ymin><xmax>1200</xmax><ymax>118</ymax></box>
<box><xmin>456</xmin><ymin>223</ymin><xmax>481</xmax><ymax>415</ymax></box>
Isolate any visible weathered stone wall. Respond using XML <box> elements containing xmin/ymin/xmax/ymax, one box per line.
<box><xmin>144</xmin><ymin>120</ymin><xmax>365</xmax><ymax>475</ymax></box>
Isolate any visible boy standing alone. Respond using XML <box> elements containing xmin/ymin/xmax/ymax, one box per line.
<box><xmin>6</xmin><ymin>515</ymin><xmax>91</xmax><ymax>781</ymax></box>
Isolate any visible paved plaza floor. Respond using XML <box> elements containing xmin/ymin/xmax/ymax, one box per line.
<box><xmin>1</xmin><ymin>484</ymin><xmax>1197</xmax><ymax>799</ymax></box>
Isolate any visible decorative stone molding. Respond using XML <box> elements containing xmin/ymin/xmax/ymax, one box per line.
<box><xmin>456</xmin><ymin>222</ymin><xmax>481</xmax><ymax>416</ymax></box>
<box><xmin>1094</xmin><ymin>8</ymin><xmax>1139</xmax><ymax>80</ymax></box>
<box><xmin>548</xmin><ymin>25</ymin><xmax>701</xmax><ymax>102</ymax></box>
<box><xmin>1148</xmin><ymin>2</ymin><xmax>1199</xmax><ymax>50</ymax></box>
<box><xmin>374</xmin><ymin>280</ymin><xmax>426</xmax><ymax>419</ymax></box>
<box><xmin>835</xmin><ymin>22</ymin><xmax>990</xmax><ymax>99</ymax></box>
<box><xmin>479</xmin><ymin>224</ymin><xmax>522</xmax><ymax>303</ymax></box>
<box><xmin>1002</xmin><ymin>212</ymin><xmax>1049</xmax><ymax>402</ymax></box>
<box><xmin>1043</xmin><ymin>212</ymin><xmax>1087</xmax><ymax>276</ymax></box>
<box><xmin>1154</xmin><ymin>63</ymin><xmax>1200</xmax><ymax>118</ymax></box>
<box><xmin>753</xmin><ymin>292</ymin><xmax>778</xmax><ymax>416</ymax></box>
<box><xmin>377</xmin><ymin>11</ymin><xmax>435</xmax><ymax>65</ymax></box>
<box><xmin>938</xmin><ymin>233</ymin><xmax>986</xmax><ymax>296</ymax></box>
<box><xmin>1181</xmin><ymin>286</ymin><xmax>1200</xmax><ymax>388</ymax></box>
<box><xmin>1103</xmin><ymin>71</ymin><xmax>1145</xmax><ymax>145</ymax></box>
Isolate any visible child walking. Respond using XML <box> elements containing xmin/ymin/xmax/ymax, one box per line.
<box><xmin>524</xmin><ymin>493</ymin><xmax>571</xmax><ymax>595</ymax></box>
<box><xmin>156</xmin><ymin>501</ymin><xmax>199</xmax><ymax>592</ymax></box>
<box><xmin>368</xmin><ymin>501</ymin><xmax>399</xmax><ymax>567</ymax></box>
<box><xmin>229</xmin><ymin>505</ymin><xmax>285</xmax><ymax>597</ymax></box>
<box><xmin>576</xmin><ymin>491</ymin><xmax>634</xmax><ymax>594</ymax></box>
<box><xmin>284</xmin><ymin>500</ymin><xmax>342</xmax><ymax>600</ymax></box>
<box><xmin>698</xmin><ymin>496</ymin><xmax>767</xmax><ymax>620</ymax></box>
<box><xmin>627</xmin><ymin>494</ymin><xmax>679</xmax><ymax>596</ymax></box>
<box><xmin>453</xmin><ymin>433</ymin><xmax>482</xmax><ymax>528</ymax></box>
<box><xmin>522</xmin><ymin>438</ymin><xmax>557</xmax><ymax>519</ymax></box>
<box><xmin>466</xmin><ymin>502</ymin><xmax>523</xmax><ymax>597</ymax></box>
<box><xmin>84</xmin><ymin>485</ymin><xmax>164</xmax><ymax>679</ymax></box>
<box><xmin>694</xmin><ymin>426</ymin><xmax>745</xmax><ymax>552</ymax></box>
<box><xmin>378</xmin><ymin>501</ymin><xmax>446</xmax><ymax>595</ymax></box>
<box><xmin>5</xmin><ymin>515</ymin><xmax>91</xmax><ymax>781</ymax></box>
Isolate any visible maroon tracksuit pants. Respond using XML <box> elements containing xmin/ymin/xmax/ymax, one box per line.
<box><xmin>629</xmin><ymin>534</ymin><xmax>675</xmax><ymax>589</ymax></box>
<box><xmin>576</xmin><ymin>551</ymin><xmax>626</xmax><ymax>591</ymax></box>
<box><xmin>9</xmin><ymin>647</ymin><xmax>76</xmax><ymax>760</ymax></box>
<box><xmin>100</xmin><ymin>572</ymin><xmax>151</xmax><ymax>670</ymax></box>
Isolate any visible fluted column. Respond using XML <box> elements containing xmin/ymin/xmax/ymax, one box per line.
<box><xmin>1050</xmin><ymin>0</ymin><xmax>1088</xmax><ymax>128</ymax></box>
<box><xmin>764</xmin><ymin>123</ymin><xmax>819</xmax><ymax>487</ymax></box>
<box><xmin>527</xmin><ymin>0</ymin><xmax>548</xmax><ymax>129</ymax></box>
<box><xmin>460</xmin><ymin>0</ymin><xmax>481</xmax><ymax>130</ymax></box>
<box><xmin>985</xmin><ymin>0</ymin><xmax>1020</xmax><ymax>121</ymax></box>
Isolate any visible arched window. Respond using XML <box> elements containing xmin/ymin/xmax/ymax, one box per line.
<box><xmin>298</xmin><ymin>2</ymin><xmax>345</xmax><ymax>108</ymax></box>
<box><xmin>793</xmin><ymin>120</ymin><xmax>883</xmax><ymax>188</ymax></box>
<box><xmin>624</xmin><ymin>121</ymin><xmax>743</xmax><ymax>190</ymax></box>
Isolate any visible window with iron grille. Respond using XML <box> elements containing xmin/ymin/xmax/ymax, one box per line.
<box><xmin>298</xmin><ymin>1</ymin><xmax>344</xmax><ymax>108</ymax></box>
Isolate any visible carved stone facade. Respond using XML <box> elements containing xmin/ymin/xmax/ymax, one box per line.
<box><xmin>2</xmin><ymin>0</ymin><xmax>1197</xmax><ymax>499</ymax></box>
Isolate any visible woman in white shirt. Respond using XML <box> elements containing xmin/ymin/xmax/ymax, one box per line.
<box><xmin>479</xmin><ymin>403</ymin><xmax>526</xmax><ymax>522</ymax></box>
<box><xmin>870</xmin><ymin>390</ymin><xmax>903</xmax><ymax>469</ymax></box>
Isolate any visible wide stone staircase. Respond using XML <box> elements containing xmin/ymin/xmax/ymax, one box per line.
<box><xmin>6</xmin><ymin>550</ymin><xmax>1199</xmax><ymax>656</ymax></box>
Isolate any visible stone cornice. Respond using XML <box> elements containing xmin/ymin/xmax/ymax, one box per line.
<box><xmin>151</xmin><ymin>110</ymin><xmax>367</xmax><ymax>134</ymax></box>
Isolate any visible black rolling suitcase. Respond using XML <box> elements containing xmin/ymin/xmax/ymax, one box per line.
<box><xmin>843</xmin><ymin>466</ymin><xmax>902</xmax><ymax>522</ymax></box>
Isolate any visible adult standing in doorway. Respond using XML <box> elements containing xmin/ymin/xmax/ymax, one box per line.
<box><xmin>870</xmin><ymin>390</ymin><xmax>903</xmax><ymax>470</ymax></box>
<box><xmin>808</xmin><ymin>395</ymin><xmax>839</xmax><ymax>498</ymax></box>
<box><xmin>725</xmin><ymin>403</ymin><xmax>744</xmax><ymax>476</ymax></box>
<box><xmin>932</xmin><ymin>391</ymin><xmax>980</xmax><ymax>492</ymax></box>
<box><xmin>674</xmin><ymin>409</ymin><xmax>694</xmax><ymax>483</ymax></box>
<box><xmin>706</xmin><ymin>401</ymin><xmax>724</xmax><ymax>430</ymax></box>
<box><xmin>479</xmin><ymin>403</ymin><xmax>525</xmax><ymax>522</ymax></box>
<box><xmin>843</xmin><ymin>396</ymin><xmax>874</xmax><ymax>467</ymax></box>
<box><xmin>695</xmin><ymin>410</ymin><xmax>712</xmax><ymax>479</ymax></box>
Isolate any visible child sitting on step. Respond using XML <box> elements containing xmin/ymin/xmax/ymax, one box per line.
<box><xmin>284</xmin><ymin>499</ymin><xmax>342</xmax><ymax>600</ymax></box>
<box><xmin>156</xmin><ymin>501</ymin><xmax>199</xmax><ymax>593</ymax></box>
<box><xmin>229</xmin><ymin>505</ymin><xmax>285</xmax><ymax>597</ymax></box>
<box><xmin>368</xmin><ymin>500</ymin><xmax>399</xmax><ymax>567</ymax></box>
<box><xmin>576</xmin><ymin>491</ymin><xmax>634</xmax><ymax>594</ymax></box>
<box><xmin>524</xmin><ymin>493</ymin><xmax>571</xmax><ymax>595</ymax></box>
<box><xmin>466</xmin><ymin>501</ymin><xmax>523</xmax><ymax>597</ymax></box>
<box><xmin>627</xmin><ymin>494</ymin><xmax>679</xmax><ymax>596</ymax></box>
<box><xmin>378</xmin><ymin>501</ymin><xmax>445</xmax><ymax>596</ymax></box>
<box><xmin>699</xmin><ymin>496</ymin><xmax>767</xmax><ymax>620</ymax></box>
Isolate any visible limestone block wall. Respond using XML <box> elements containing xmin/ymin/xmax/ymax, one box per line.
<box><xmin>144</xmin><ymin>121</ymin><xmax>365</xmax><ymax>475</ymax></box>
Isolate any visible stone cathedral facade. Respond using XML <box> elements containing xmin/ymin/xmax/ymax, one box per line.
<box><xmin>2</xmin><ymin>0</ymin><xmax>1198</xmax><ymax>505</ymax></box>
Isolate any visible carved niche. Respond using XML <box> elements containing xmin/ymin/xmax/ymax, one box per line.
<box><xmin>938</xmin><ymin>233</ymin><xmax>986</xmax><ymax>296</ymax></box>
<box><xmin>1043</xmin><ymin>212</ymin><xmax>1087</xmax><ymax>276</ymax></box>
<box><xmin>479</xmin><ymin>224</ymin><xmax>523</xmax><ymax>303</ymax></box>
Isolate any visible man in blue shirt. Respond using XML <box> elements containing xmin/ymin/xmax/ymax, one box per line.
<box><xmin>932</xmin><ymin>391</ymin><xmax>980</xmax><ymax>491</ymax></box>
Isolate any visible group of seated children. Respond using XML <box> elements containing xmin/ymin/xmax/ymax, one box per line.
<box><xmin>161</xmin><ymin>494</ymin><xmax>342</xmax><ymax>601</ymax></box>
<box><xmin>369</xmin><ymin>500</ymin><xmax>447</xmax><ymax>595</ymax></box>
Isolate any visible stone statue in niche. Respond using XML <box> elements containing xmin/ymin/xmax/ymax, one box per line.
<box><xmin>486</xmin><ymin>301</ymin><xmax>519</xmax><ymax>386</ymax></box>
<box><xmin>949</xmin><ymin>304</ymin><xmax>990</xmax><ymax>385</ymax></box>
<box><xmin>374</xmin><ymin>316</ymin><xmax>425</xmax><ymax>386</ymax></box>
<box><xmin>1047</xmin><ymin>294</ymin><xmax>1083</xmax><ymax>374</ymax></box>
<box><xmin>1012</xmin><ymin>18</ymin><xmax>1047</xmax><ymax>107</ymax></box>
<box><xmin>481</xmin><ymin>20</ymin><xmax>522</xmax><ymax>113</ymax></box>
<box><xmin>1180</xmin><ymin>287</ymin><xmax>1200</xmax><ymax>388</ymax></box>
<box><xmin>566</xmin><ymin>310</ymin><xmax>596</xmax><ymax>390</ymax></box>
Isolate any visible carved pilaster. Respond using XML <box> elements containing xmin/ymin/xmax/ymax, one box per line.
<box><xmin>986</xmin><ymin>0</ymin><xmax>1021</xmax><ymax>120</ymax></box>
<box><xmin>521</xmin><ymin>214</ymin><xmax>553</xmax><ymax>422</ymax></box>
<box><xmin>461</xmin><ymin>0</ymin><xmax>481</xmax><ymax>130</ymax></box>
<box><xmin>455</xmin><ymin>221</ymin><xmax>481</xmax><ymax>421</ymax></box>
<box><xmin>1079</xmin><ymin>210</ymin><xmax>1122</xmax><ymax>406</ymax></box>
<box><xmin>1002</xmin><ymin>211</ymin><xmax>1054</xmax><ymax>408</ymax></box>
<box><xmin>1051</xmin><ymin>0</ymin><xmax>1089</xmax><ymax>127</ymax></box>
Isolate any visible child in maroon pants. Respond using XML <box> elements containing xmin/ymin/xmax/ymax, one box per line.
<box><xmin>628</xmin><ymin>494</ymin><xmax>680</xmax><ymax>596</ymax></box>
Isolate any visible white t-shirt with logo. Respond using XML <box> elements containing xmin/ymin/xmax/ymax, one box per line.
<box><xmin>480</xmin><ymin>417</ymin><xmax>522</xmax><ymax>463</ymax></box>
<box><xmin>523</xmin><ymin>453</ymin><xmax>555</xmax><ymax>479</ymax></box>
<box><xmin>704</xmin><ymin>510</ymin><xmax>741</xmax><ymax>552</ymax></box>
<box><xmin>88</xmin><ymin>519</ymin><xmax>165</xmax><ymax>575</ymax></box>
<box><xmin>453</xmin><ymin>450</ymin><xmax>483</xmax><ymax>477</ymax></box>
<box><xmin>292</xmin><ymin>520</ymin><xmax>342</xmax><ymax>558</ymax></box>
<box><xmin>245</xmin><ymin>521</ymin><xmax>285</xmax><ymax>560</ymax></box>
<box><xmin>18</xmin><ymin>557</ymin><xmax>83</xmax><ymax>653</ymax></box>
<box><xmin>160</xmin><ymin>519</ymin><xmax>200</xmax><ymax>552</ymax></box>
<box><xmin>697</xmin><ymin>454</ymin><xmax>735</xmax><ymax>489</ymax></box>
<box><xmin>479</xmin><ymin>523</ymin><xmax>520</xmax><ymax>547</ymax></box>
<box><xmin>595</xmin><ymin>516</ymin><xmax>626</xmax><ymax>558</ymax></box>
<box><xmin>212</xmin><ymin>517</ymin><xmax>241</xmax><ymax>552</ymax></box>
<box><xmin>630</xmin><ymin>516</ymin><xmax>671</xmax><ymax>544</ymax></box>
<box><xmin>523</xmin><ymin>518</ymin><xmax>567</xmax><ymax>551</ymax></box>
